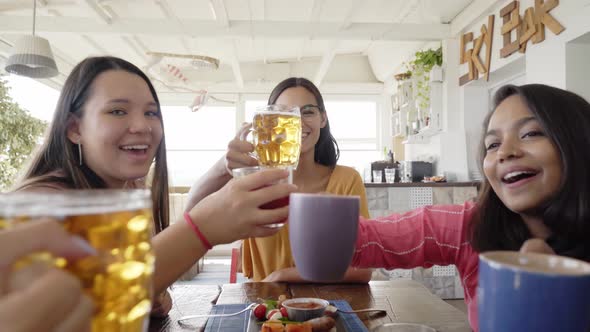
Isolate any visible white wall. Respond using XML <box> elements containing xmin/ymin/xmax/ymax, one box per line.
<box><xmin>438</xmin><ymin>132</ymin><xmax>469</xmax><ymax>181</ymax></box>
<box><xmin>461</xmin><ymin>85</ymin><xmax>488</xmax><ymax>179</ymax></box>
<box><xmin>457</xmin><ymin>0</ymin><xmax>590</xmax><ymax>84</ymax></box>
<box><xmin>376</xmin><ymin>0</ymin><xmax>589</xmax><ymax>182</ymax></box>
<box><xmin>439</xmin><ymin>38</ymin><xmax>470</xmax><ymax>181</ymax></box>
<box><xmin>404</xmin><ymin>134</ymin><xmax>441</xmax><ymax>175</ymax></box>
<box><xmin>524</xmin><ymin>2</ymin><xmax>590</xmax><ymax>88</ymax></box>
<box><xmin>566</xmin><ymin>39</ymin><xmax>590</xmax><ymax>102</ymax></box>
<box><xmin>417</xmin><ymin>0</ymin><xmax>590</xmax><ymax>181</ymax></box>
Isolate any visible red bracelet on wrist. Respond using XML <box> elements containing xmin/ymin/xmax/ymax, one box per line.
<box><xmin>183</xmin><ymin>212</ymin><xmax>213</xmax><ymax>250</ymax></box>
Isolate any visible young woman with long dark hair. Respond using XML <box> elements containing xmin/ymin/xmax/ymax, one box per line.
<box><xmin>187</xmin><ymin>77</ymin><xmax>372</xmax><ymax>282</ymax></box>
<box><xmin>13</xmin><ymin>56</ymin><xmax>295</xmax><ymax>316</ymax></box>
<box><xmin>351</xmin><ymin>84</ymin><xmax>590</xmax><ymax>330</ymax></box>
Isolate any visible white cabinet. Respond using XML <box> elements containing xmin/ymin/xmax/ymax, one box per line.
<box><xmin>418</xmin><ymin>81</ymin><xmax>442</xmax><ymax>135</ymax></box>
<box><xmin>397</xmin><ymin>80</ymin><xmax>413</xmax><ymax>108</ymax></box>
<box><xmin>391</xmin><ymin>78</ymin><xmax>442</xmax><ymax>142</ymax></box>
<box><xmin>391</xmin><ymin>109</ymin><xmax>407</xmax><ymax>137</ymax></box>
<box><xmin>391</xmin><ymin>80</ymin><xmax>413</xmax><ymax>138</ymax></box>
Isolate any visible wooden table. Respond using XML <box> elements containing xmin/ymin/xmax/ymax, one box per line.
<box><xmin>149</xmin><ymin>280</ymin><xmax>471</xmax><ymax>332</ymax></box>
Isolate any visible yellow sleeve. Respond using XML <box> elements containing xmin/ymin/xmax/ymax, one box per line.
<box><xmin>347</xmin><ymin>169</ymin><xmax>370</xmax><ymax>218</ymax></box>
<box><xmin>326</xmin><ymin>166</ymin><xmax>370</xmax><ymax>218</ymax></box>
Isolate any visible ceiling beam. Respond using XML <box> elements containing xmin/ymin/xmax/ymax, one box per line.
<box><xmin>340</xmin><ymin>1</ymin><xmax>363</xmax><ymax>30</ymax></box>
<box><xmin>395</xmin><ymin>0</ymin><xmax>420</xmax><ymax>23</ymax></box>
<box><xmin>0</xmin><ymin>17</ymin><xmax>450</xmax><ymax>41</ymax></box>
<box><xmin>310</xmin><ymin>0</ymin><xmax>326</xmax><ymax>22</ymax></box>
<box><xmin>230</xmin><ymin>40</ymin><xmax>244</xmax><ymax>89</ymax></box>
<box><xmin>209</xmin><ymin>0</ymin><xmax>229</xmax><ymax>28</ymax></box>
<box><xmin>248</xmin><ymin>0</ymin><xmax>265</xmax><ymax>20</ymax></box>
<box><xmin>450</xmin><ymin>0</ymin><xmax>502</xmax><ymax>35</ymax></box>
<box><xmin>158</xmin><ymin>82</ymin><xmax>384</xmax><ymax>98</ymax></box>
<box><xmin>0</xmin><ymin>37</ymin><xmax>12</xmax><ymax>65</ymax></box>
<box><xmin>313</xmin><ymin>40</ymin><xmax>338</xmax><ymax>87</ymax></box>
<box><xmin>81</xmin><ymin>34</ymin><xmax>108</xmax><ymax>54</ymax></box>
<box><xmin>180</xmin><ymin>37</ymin><xmax>191</xmax><ymax>53</ymax></box>
<box><xmin>122</xmin><ymin>35</ymin><xmax>149</xmax><ymax>62</ymax></box>
<box><xmin>297</xmin><ymin>38</ymin><xmax>306</xmax><ymax>61</ymax></box>
<box><xmin>311</xmin><ymin>0</ymin><xmax>359</xmax><ymax>85</ymax></box>
<box><xmin>82</xmin><ymin>0</ymin><xmax>113</xmax><ymax>24</ymax></box>
<box><xmin>154</xmin><ymin>0</ymin><xmax>192</xmax><ymax>53</ymax></box>
<box><xmin>154</xmin><ymin>0</ymin><xmax>174</xmax><ymax>19</ymax></box>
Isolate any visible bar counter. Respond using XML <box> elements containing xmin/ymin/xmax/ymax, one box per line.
<box><xmin>364</xmin><ymin>181</ymin><xmax>480</xmax><ymax>188</ymax></box>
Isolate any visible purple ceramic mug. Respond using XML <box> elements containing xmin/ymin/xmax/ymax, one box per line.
<box><xmin>288</xmin><ymin>193</ymin><xmax>360</xmax><ymax>282</ymax></box>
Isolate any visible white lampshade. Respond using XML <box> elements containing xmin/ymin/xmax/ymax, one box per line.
<box><xmin>5</xmin><ymin>35</ymin><xmax>58</xmax><ymax>78</ymax></box>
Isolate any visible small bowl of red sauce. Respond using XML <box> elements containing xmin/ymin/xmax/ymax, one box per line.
<box><xmin>281</xmin><ymin>298</ymin><xmax>329</xmax><ymax>322</ymax></box>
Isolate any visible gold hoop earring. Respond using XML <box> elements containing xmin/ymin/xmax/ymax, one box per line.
<box><xmin>77</xmin><ymin>142</ymin><xmax>83</xmax><ymax>166</ymax></box>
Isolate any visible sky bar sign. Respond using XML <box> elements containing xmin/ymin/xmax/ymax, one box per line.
<box><xmin>459</xmin><ymin>0</ymin><xmax>565</xmax><ymax>86</ymax></box>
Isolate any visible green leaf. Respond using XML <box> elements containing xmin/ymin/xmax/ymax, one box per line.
<box><xmin>264</xmin><ymin>299</ymin><xmax>278</xmax><ymax>310</ymax></box>
<box><xmin>0</xmin><ymin>75</ymin><xmax>47</xmax><ymax>191</ymax></box>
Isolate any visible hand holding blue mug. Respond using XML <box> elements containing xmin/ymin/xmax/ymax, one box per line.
<box><xmin>478</xmin><ymin>251</ymin><xmax>590</xmax><ymax>332</ymax></box>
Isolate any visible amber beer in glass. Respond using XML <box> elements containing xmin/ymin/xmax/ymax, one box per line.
<box><xmin>249</xmin><ymin>104</ymin><xmax>302</xmax><ymax>169</ymax></box>
<box><xmin>0</xmin><ymin>190</ymin><xmax>154</xmax><ymax>332</ymax></box>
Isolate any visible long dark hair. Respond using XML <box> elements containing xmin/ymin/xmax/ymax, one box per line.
<box><xmin>17</xmin><ymin>56</ymin><xmax>169</xmax><ymax>233</ymax></box>
<box><xmin>470</xmin><ymin>84</ymin><xmax>590</xmax><ymax>260</ymax></box>
<box><xmin>268</xmin><ymin>77</ymin><xmax>339</xmax><ymax>166</ymax></box>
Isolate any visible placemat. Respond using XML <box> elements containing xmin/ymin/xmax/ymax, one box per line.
<box><xmin>203</xmin><ymin>299</ymin><xmax>368</xmax><ymax>332</ymax></box>
<box><xmin>203</xmin><ymin>303</ymin><xmax>250</xmax><ymax>332</ymax></box>
<box><xmin>332</xmin><ymin>300</ymin><xmax>369</xmax><ymax>332</ymax></box>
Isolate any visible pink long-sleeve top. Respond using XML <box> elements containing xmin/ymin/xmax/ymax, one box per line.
<box><xmin>351</xmin><ymin>201</ymin><xmax>480</xmax><ymax>330</ymax></box>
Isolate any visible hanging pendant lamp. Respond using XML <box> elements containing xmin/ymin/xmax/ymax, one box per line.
<box><xmin>4</xmin><ymin>0</ymin><xmax>58</xmax><ymax>78</ymax></box>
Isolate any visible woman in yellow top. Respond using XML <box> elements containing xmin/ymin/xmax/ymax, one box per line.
<box><xmin>187</xmin><ymin>77</ymin><xmax>372</xmax><ymax>282</ymax></box>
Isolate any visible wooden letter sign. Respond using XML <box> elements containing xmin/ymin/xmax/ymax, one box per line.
<box><xmin>460</xmin><ymin>15</ymin><xmax>495</xmax><ymax>86</ymax></box>
<box><xmin>460</xmin><ymin>0</ymin><xmax>565</xmax><ymax>85</ymax></box>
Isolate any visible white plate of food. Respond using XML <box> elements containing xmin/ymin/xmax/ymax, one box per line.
<box><xmin>247</xmin><ymin>297</ymin><xmax>368</xmax><ymax>332</ymax></box>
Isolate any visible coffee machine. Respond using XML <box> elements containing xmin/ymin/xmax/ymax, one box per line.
<box><xmin>400</xmin><ymin>161</ymin><xmax>433</xmax><ymax>182</ymax></box>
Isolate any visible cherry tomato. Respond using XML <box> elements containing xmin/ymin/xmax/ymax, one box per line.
<box><xmin>253</xmin><ymin>303</ymin><xmax>267</xmax><ymax>320</ymax></box>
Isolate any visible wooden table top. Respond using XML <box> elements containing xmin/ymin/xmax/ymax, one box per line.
<box><xmin>148</xmin><ymin>280</ymin><xmax>471</xmax><ymax>332</ymax></box>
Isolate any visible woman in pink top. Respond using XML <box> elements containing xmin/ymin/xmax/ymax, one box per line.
<box><xmin>351</xmin><ymin>84</ymin><xmax>590</xmax><ymax>331</ymax></box>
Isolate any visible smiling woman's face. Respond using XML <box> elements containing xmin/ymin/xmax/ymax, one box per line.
<box><xmin>274</xmin><ymin>86</ymin><xmax>327</xmax><ymax>156</ymax></box>
<box><xmin>67</xmin><ymin>70</ymin><xmax>163</xmax><ymax>188</ymax></box>
<box><xmin>482</xmin><ymin>95</ymin><xmax>562</xmax><ymax>215</ymax></box>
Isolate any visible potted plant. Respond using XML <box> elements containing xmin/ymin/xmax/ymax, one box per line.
<box><xmin>394</xmin><ymin>71</ymin><xmax>412</xmax><ymax>81</ymax></box>
<box><xmin>406</xmin><ymin>47</ymin><xmax>443</xmax><ymax>115</ymax></box>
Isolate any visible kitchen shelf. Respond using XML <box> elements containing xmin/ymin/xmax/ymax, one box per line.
<box><xmin>402</xmin><ymin>134</ymin><xmax>430</xmax><ymax>144</ymax></box>
<box><xmin>391</xmin><ymin>109</ymin><xmax>407</xmax><ymax>137</ymax></box>
<box><xmin>397</xmin><ymin>80</ymin><xmax>413</xmax><ymax>110</ymax></box>
<box><xmin>392</xmin><ymin>78</ymin><xmax>443</xmax><ymax>142</ymax></box>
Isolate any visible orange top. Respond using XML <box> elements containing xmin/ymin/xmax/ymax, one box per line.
<box><xmin>241</xmin><ymin>165</ymin><xmax>370</xmax><ymax>281</ymax></box>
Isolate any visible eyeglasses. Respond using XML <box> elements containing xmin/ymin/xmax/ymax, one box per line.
<box><xmin>300</xmin><ymin>104</ymin><xmax>321</xmax><ymax>120</ymax></box>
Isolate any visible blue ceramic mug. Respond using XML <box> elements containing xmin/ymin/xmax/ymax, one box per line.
<box><xmin>289</xmin><ymin>193</ymin><xmax>359</xmax><ymax>282</ymax></box>
<box><xmin>478</xmin><ymin>251</ymin><xmax>590</xmax><ymax>332</ymax></box>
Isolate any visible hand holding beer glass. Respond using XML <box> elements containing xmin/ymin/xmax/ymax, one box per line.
<box><xmin>241</xmin><ymin>104</ymin><xmax>302</xmax><ymax>175</ymax></box>
<box><xmin>0</xmin><ymin>190</ymin><xmax>154</xmax><ymax>332</ymax></box>
<box><xmin>234</xmin><ymin>105</ymin><xmax>302</xmax><ymax>227</ymax></box>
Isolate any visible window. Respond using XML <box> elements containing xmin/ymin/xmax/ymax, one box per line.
<box><xmin>162</xmin><ymin>105</ymin><xmax>236</xmax><ymax>186</ymax></box>
<box><xmin>244</xmin><ymin>99</ymin><xmax>267</xmax><ymax>122</ymax></box>
<box><xmin>162</xmin><ymin>96</ymin><xmax>382</xmax><ymax>187</ymax></box>
<box><xmin>243</xmin><ymin>98</ymin><xmax>381</xmax><ymax>174</ymax></box>
<box><xmin>5</xmin><ymin>74</ymin><xmax>59</xmax><ymax>122</ymax></box>
<box><xmin>324</xmin><ymin>100</ymin><xmax>380</xmax><ymax>173</ymax></box>
<box><xmin>4</xmin><ymin>76</ymin><xmax>385</xmax><ymax>188</ymax></box>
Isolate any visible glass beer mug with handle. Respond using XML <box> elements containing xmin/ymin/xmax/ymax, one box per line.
<box><xmin>241</xmin><ymin>104</ymin><xmax>302</xmax><ymax>175</ymax></box>
<box><xmin>0</xmin><ymin>190</ymin><xmax>154</xmax><ymax>332</ymax></box>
